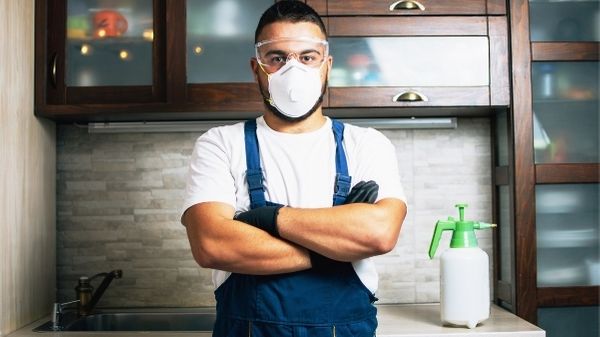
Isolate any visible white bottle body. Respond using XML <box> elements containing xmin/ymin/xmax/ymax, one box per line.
<box><xmin>440</xmin><ymin>247</ymin><xmax>490</xmax><ymax>329</ymax></box>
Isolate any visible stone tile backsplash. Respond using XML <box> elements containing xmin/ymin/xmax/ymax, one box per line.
<box><xmin>57</xmin><ymin>118</ymin><xmax>492</xmax><ymax>307</ymax></box>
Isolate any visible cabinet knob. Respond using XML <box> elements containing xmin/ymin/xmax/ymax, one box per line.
<box><xmin>389</xmin><ymin>0</ymin><xmax>426</xmax><ymax>11</ymax></box>
<box><xmin>392</xmin><ymin>91</ymin><xmax>429</xmax><ymax>102</ymax></box>
<box><xmin>49</xmin><ymin>52</ymin><xmax>57</xmax><ymax>88</ymax></box>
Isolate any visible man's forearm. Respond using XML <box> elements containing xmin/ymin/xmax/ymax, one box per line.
<box><xmin>184</xmin><ymin>203</ymin><xmax>311</xmax><ymax>275</ymax></box>
<box><xmin>277</xmin><ymin>198</ymin><xmax>406</xmax><ymax>261</ymax></box>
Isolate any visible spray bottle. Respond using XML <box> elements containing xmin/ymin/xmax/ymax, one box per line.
<box><xmin>428</xmin><ymin>204</ymin><xmax>496</xmax><ymax>329</ymax></box>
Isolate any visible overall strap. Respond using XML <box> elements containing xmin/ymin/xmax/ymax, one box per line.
<box><xmin>331</xmin><ymin>119</ymin><xmax>352</xmax><ymax>206</ymax></box>
<box><xmin>244</xmin><ymin>120</ymin><xmax>267</xmax><ymax>209</ymax></box>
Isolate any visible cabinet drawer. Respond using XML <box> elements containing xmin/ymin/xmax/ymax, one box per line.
<box><xmin>307</xmin><ymin>0</ymin><xmax>500</xmax><ymax>16</ymax></box>
<box><xmin>329</xmin><ymin>87</ymin><xmax>489</xmax><ymax>107</ymax></box>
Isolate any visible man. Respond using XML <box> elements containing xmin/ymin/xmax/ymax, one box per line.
<box><xmin>181</xmin><ymin>1</ymin><xmax>407</xmax><ymax>336</ymax></box>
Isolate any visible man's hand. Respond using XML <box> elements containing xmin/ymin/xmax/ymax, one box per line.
<box><xmin>344</xmin><ymin>180</ymin><xmax>379</xmax><ymax>204</ymax></box>
<box><xmin>234</xmin><ymin>205</ymin><xmax>284</xmax><ymax>237</ymax></box>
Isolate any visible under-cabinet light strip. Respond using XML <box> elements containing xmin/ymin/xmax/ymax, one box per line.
<box><xmin>87</xmin><ymin>118</ymin><xmax>457</xmax><ymax>133</ymax></box>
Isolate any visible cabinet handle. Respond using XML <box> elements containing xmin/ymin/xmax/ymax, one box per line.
<box><xmin>392</xmin><ymin>91</ymin><xmax>429</xmax><ymax>102</ymax></box>
<box><xmin>49</xmin><ymin>52</ymin><xmax>57</xmax><ymax>88</ymax></box>
<box><xmin>389</xmin><ymin>0</ymin><xmax>425</xmax><ymax>11</ymax></box>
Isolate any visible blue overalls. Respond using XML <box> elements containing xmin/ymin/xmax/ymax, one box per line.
<box><xmin>212</xmin><ymin>119</ymin><xmax>378</xmax><ymax>337</ymax></box>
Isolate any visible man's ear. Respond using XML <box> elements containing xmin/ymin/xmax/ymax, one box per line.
<box><xmin>250</xmin><ymin>58</ymin><xmax>260</xmax><ymax>83</ymax></box>
<box><xmin>326</xmin><ymin>55</ymin><xmax>333</xmax><ymax>81</ymax></box>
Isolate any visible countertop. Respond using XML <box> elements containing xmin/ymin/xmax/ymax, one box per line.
<box><xmin>8</xmin><ymin>304</ymin><xmax>544</xmax><ymax>337</ymax></box>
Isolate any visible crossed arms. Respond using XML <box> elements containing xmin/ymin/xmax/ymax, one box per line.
<box><xmin>182</xmin><ymin>198</ymin><xmax>406</xmax><ymax>275</ymax></box>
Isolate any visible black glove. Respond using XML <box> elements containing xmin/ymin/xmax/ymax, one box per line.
<box><xmin>234</xmin><ymin>205</ymin><xmax>284</xmax><ymax>237</ymax></box>
<box><xmin>344</xmin><ymin>180</ymin><xmax>379</xmax><ymax>204</ymax></box>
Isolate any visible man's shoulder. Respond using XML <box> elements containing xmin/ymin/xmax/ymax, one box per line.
<box><xmin>341</xmin><ymin>121</ymin><xmax>392</xmax><ymax>147</ymax></box>
<box><xmin>195</xmin><ymin>120</ymin><xmax>246</xmax><ymax>145</ymax></box>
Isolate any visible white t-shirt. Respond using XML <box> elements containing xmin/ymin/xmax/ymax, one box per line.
<box><xmin>181</xmin><ymin>116</ymin><xmax>406</xmax><ymax>294</ymax></box>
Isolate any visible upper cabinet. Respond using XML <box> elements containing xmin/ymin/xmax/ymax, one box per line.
<box><xmin>35</xmin><ymin>0</ymin><xmax>509</xmax><ymax>122</ymax></box>
<box><xmin>315</xmin><ymin>0</ymin><xmax>509</xmax><ymax>114</ymax></box>
<box><xmin>324</xmin><ymin>16</ymin><xmax>509</xmax><ymax>111</ymax></box>
<box><xmin>43</xmin><ymin>0</ymin><xmax>166</xmax><ymax>105</ymax></box>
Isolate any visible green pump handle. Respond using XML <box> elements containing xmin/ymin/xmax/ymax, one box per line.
<box><xmin>428</xmin><ymin>218</ymin><xmax>456</xmax><ymax>259</ymax></box>
<box><xmin>428</xmin><ymin>204</ymin><xmax>496</xmax><ymax>259</ymax></box>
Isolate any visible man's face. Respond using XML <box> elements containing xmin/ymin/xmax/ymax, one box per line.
<box><xmin>251</xmin><ymin>21</ymin><xmax>332</xmax><ymax>121</ymax></box>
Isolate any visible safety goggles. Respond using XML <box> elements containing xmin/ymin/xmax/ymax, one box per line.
<box><xmin>255</xmin><ymin>37</ymin><xmax>329</xmax><ymax>74</ymax></box>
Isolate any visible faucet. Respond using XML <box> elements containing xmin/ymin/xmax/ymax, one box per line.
<box><xmin>51</xmin><ymin>300</ymin><xmax>79</xmax><ymax>331</ymax></box>
<box><xmin>75</xmin><ymin>269</ymin><xmax>122</xmax><ymax>316</ymax></box>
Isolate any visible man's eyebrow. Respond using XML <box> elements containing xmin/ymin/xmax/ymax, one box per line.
<box><xmin>264</xmin><ymin>48</ymin><xmax>322</xmax><ymax>56</ymax></box>
<box><xmin>264</xmin><ymin>49</ymin><xmax>287</xmax><ymax>57</ymax></box>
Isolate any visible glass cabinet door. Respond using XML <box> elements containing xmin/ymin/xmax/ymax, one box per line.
<box><xmin>328</xmin><ymin>37</ymin><xmax>489</xmax><ymax>87</ymax></box>
<box><xmin>536</xmin><ymin>184</ymin><xmax>599</xmax><ymax>287</ymax></box>
<box><xmin>532</xmin><ymin>62</ymin><xmax>599</xmax><ymax>163</ymax></box>
<box><xmin>186</xmin><ymin>0</ymin><xmax>273</xmax><ymax>83</ymax></box>
<box><xmin>529</xmin><ymin>0</ymin><xmax>600</xmax><ymax>42</ymax></box>
<box><xmin>66</xmin><ymin>0</ymin><xmax>154</xmax><ymax>86</ymax></box>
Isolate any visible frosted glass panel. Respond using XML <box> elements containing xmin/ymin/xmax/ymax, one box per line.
<box><xmin>532</xmin><ymin>62</ymin><xmax>599</xmax><ymax>163</ymax></box>
<box><xmin>66</xmin><ymin>0</ymin><xmax>153</xmax><ymax>86</ymax></box>
<box><xmin>187</xmin><ymin>0</ymin><xmax>273</xmax><ymax>83</ymax></box>
<box><xmin>536</xmin><ymin>184</ymin><xmax>599</xmax><ymax>287</ymax></box>
<box><xmin>530</xmin><ymin>0</ymin><xmax>600</xmax><ymax>41</ymax></box>
<box><xmin>329</xmin><ymin>37</ymin><xmax>489</xmax><ymax>87</ymax></box>
<box><xmin>498</xmin><ymin>186</ymin><xmax>512</xmax><ymax>283</ymax></box>
<box><xmin>538</xmin><ymin>306</ymin><xmax>599</xmax><ymax>337</ymax></box>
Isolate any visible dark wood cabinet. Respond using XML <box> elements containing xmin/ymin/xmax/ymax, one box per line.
<box><xmin>35</xmin><ymin>0</ymin><xmax>509</xmax><ymax>122</ymax></box>
<box><xmin>38</xmin><ymin>0</ymin><xmax>167</xmax><ymax>106</ymax></box>
<box><xmin>495</xmin><ymin>0</ymin><xmax>599</xmax><ymax>331</ymax></box>
<box><xmin>324</xmin><ymin>16</ymin><xmax>509</xmax><ymax>112</ymax></box>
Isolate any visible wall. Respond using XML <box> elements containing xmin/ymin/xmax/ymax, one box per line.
<box><xmin>56</xmin><ymin>118</ymin><xmax>492</xmax><ymax>307</ymax></box>
<box><xmin>0</xmin><ymin>0</ymin><xmax>57</xmax><ymax>335</ymax></box>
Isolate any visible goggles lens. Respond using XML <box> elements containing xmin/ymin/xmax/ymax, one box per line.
<box><xmin>255</xmin><ymin>38</ymin><xmax>329</xmax><ymax>73</ymax></box>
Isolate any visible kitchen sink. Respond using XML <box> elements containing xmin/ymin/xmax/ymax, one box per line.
<box><xmin>33</xmin><ymin>308</ymin><xmax>216</xmax><ymax>332</ymax></box>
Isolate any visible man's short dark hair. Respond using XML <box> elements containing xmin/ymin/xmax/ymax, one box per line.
<box><xmin>255</xmin><ymin>1</ymin><xmax>327</xmax><ymax>43</ymax></box>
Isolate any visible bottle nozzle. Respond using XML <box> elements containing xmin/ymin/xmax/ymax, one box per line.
<box><xmin>474</xmin><ymin>222</ymin><xmax>497</xmax><ymax>230</ymax></box>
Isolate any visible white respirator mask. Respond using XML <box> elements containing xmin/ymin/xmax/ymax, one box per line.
<box><xmin>264</xmin><ymin>59</ymin><xmax>324</xmax><ymax>118</ymax></box>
